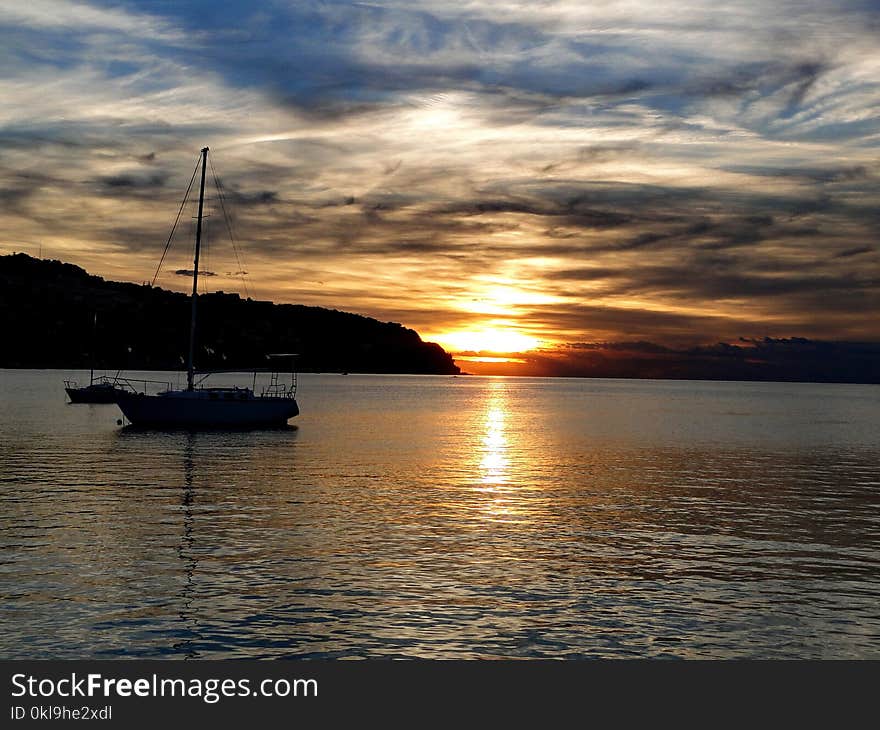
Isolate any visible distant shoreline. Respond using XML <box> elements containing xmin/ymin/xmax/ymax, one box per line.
<box><xmin>6</xmin><ymin>367</ymin><xmax>879</xmax><ymax>387</ymax></box>
<box><xmin>3</xmin><ymin>254</ymin><xmax>878</xmax><ymax>384</ymax></box>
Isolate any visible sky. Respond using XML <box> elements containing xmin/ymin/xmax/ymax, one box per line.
<box><xmin>1</xmin><ymin>0</ymin><xmax>878</xmax><ymax>375</ymax></box>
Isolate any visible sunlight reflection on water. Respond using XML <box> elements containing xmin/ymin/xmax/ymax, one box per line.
<box><xmin>1</xmin><ymin>371</ymin><xmax>879</xmax><ymax>658</ymax></box>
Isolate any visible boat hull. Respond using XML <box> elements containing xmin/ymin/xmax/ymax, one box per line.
<box><xmin>66</xmin><ymin>385</ymin><xmax>126</xmax><ymax>404</ymax></box>
<box><xmin>116</xmin><ymin>392</ymin><xmax>299</xmax><ymax>428</ymax></box>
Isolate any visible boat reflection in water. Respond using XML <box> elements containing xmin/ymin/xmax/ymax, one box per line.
<box><xmin>173</xmin><ymin>432</ymin><xmax>199</xmax><ymax>658</ymax></box>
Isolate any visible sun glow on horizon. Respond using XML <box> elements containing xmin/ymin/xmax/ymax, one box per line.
<box><xmin>431</xmin><ymin>328</ymin><xmax>541</xmax><ymax>356</ymax></box>
<box><xmin>455</xmin><ymin>355</ymin><xmax>527</xmax><ymax>363</ymax></box>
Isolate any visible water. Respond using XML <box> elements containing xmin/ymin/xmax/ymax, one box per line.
<box><xmin>1</xmin><ymin>370</ymin><xmax>878</xmax><ymax>658</ymax></box>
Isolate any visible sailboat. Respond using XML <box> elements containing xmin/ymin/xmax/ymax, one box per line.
<box><xmin>114</xmin><ymin>147</ymin><xmax>300</xmax><ymax>428</ymax></box>
<box><xmin>64</xmin><ymin>313</ymin><xmax>127</xmax><ymax>403</ymax></box>
<box><xmin>65</xmin><ymin>374</ymin><xmax>126</xmax><ymax>403</ymax></box>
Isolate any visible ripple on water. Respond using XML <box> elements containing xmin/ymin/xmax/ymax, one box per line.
<box><xmin>1</xmin><ymin>371</ymin><xmax>879</xmax><ymax>658</ymax></box>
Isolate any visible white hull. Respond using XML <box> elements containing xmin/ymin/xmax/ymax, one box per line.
<box><xmin>117</xmin><ymin>391</ymin><xmax>298</xmax><ymax>427</ymax></box>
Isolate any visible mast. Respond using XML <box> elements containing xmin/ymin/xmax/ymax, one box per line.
<box><xmin>187</xmin><ymin>147</ymin><xmax>209</xmax><ymax>391</ymax></box>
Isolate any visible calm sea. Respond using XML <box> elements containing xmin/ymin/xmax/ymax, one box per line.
<box><xmin>1</xmin><ymin>370</ymin><xmax>878</xmax><ymax>658</ymax></box>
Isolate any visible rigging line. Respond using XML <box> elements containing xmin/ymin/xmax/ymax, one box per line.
<box><xmin>208</xmin><ymin>157</ymin><xmax>251</xmax><ymax>300</ymax></box>
<box><xmin>209</xmin><ymin>160</ymin><xmax>250</xmax><ymax>300</ymax></box>
<box><xmin>151</xmin><ymin>155</ymin><xmax>201</xmax><ymax>287</ymax></box>
<box><xmin>209</xmin><ymin>160</ymin><xmax>250</xmax><ymax>297</ymax></box>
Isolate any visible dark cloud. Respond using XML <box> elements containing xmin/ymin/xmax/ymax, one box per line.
<box><xmin>835</xmin><ymin>245</ymin><xmax>874</xmax><ymax>258</ymax></box>
<box><xmin>567</xmin><ymin>340</ymin><xmax>670</xmax><ymax>354</ymax></box>
<box><xmin>546</xmin><ymin>250</ymin><xmax>876</xmax><ymax>326</ymax></box>
<box><xmin>0</xmin><ymin>179</ymin><xmax>42</xmax><ymax>210</ymax></box>
<box><xmin>438</xmin><ymin>196</ymin><xmax>633</xmax><ymax>228</ymax></box>
<box><xmin>521</xmin><ymin>338</ymin><xmax>880</xmax><ymax>383</ymax></box>
<box><xmin>97</xmin><ymin>172</ymin><xmax>169</xmax><ymax>190</ymax></box>
<box><xmin>175</xmin><ymin>269</ymin><xmax>215</xmax><ymax>277</ymax></box>
<box><xmin>221</xmin><ymin>188</ymin><xmax>279</xmax><ymax>206</ymax></box>
<box><xmin>0</xmin><ymin>186</ymin><xmax>32</xmax><ymax>208</ymax></box>
<box><xmin>0</xmin><ymin>170</ymin><xmax>61</xmax><ymax>213</ymax></box>
<box><xmin>516</xmin><ymin>303</ymin><xmax>736</xmax><ymax>341</ymax></box>
<box><xmin>723</xmin><ymin>164</ymin><xmax>871</xmax><ymax>184</ymax></box>
<box><xmin>685</xmin><ymin>60</ymin><xmax>826</xmax><ymax>99</ymax></box>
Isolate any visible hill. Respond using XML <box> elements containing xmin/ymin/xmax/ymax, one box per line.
<box><xmin>0</xmin><ymin>254</ymin><xmax>460</xmax><ymax>375</ymax></box>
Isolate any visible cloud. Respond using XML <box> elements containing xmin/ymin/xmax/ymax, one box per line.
<box><xmin>0</xmin><ymin>0</ymin><xmax>183</xmax><ymax>39</ymax></box>
<box><xmin>514</xmin><ymin>338</ymin><xmax>880</xmax><ymax>383</ymax></box>
<box><xmin>0</xmin><ymin>0</ymin><xmax>878</xmax><ymax>364</ymax></box>
<box><xmin>97</xmin><ymin>171</ymin><xmax>169</xmax><ymax>193</ymax></box>
<box><xmin>175</xmin><ymin>269</ymin><xmax>215</xmax><ymax>277</ymax></box>
<box><xmin>835</xmin><ymin>245</ymin><xmax>874</xmax><ymax>259</ymax></box>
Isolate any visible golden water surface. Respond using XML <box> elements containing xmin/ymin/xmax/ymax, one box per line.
<box><xmin>2</xmin><ymin>371</ymin><xmax>878</xmax><ymax>657</ymax></box>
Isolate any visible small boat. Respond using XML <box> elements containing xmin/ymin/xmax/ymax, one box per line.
<box><xmin>115</xmin><ymin>147</ymin><xmax>299</xmax><ymax>428</ymax></box>
<box><xmin>65</xmin><ymin>375</ymin><xmax>127</xmax><ymax>404</ymax></box>
<box><xmin>64</xmin><ymin>313</ymin><xmax>127</xmax><ymax>403</ymax></box>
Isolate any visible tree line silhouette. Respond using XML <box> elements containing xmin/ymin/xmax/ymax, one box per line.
<box><xmin>0</xmin><ymin>254</ymin><xmax>460</xmax><ymax>375</ymax></box>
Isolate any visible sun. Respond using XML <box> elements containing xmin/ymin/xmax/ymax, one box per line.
<box><xmin>433</xmin><ymin>328</ymin><xmax>540</xmax><ymax>356</ymax></box>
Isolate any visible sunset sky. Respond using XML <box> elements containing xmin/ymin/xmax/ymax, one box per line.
<box><xmin>1</xmin><ymin>1</ymin><xmax>878</xmax><ymax>374</ymax></box>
